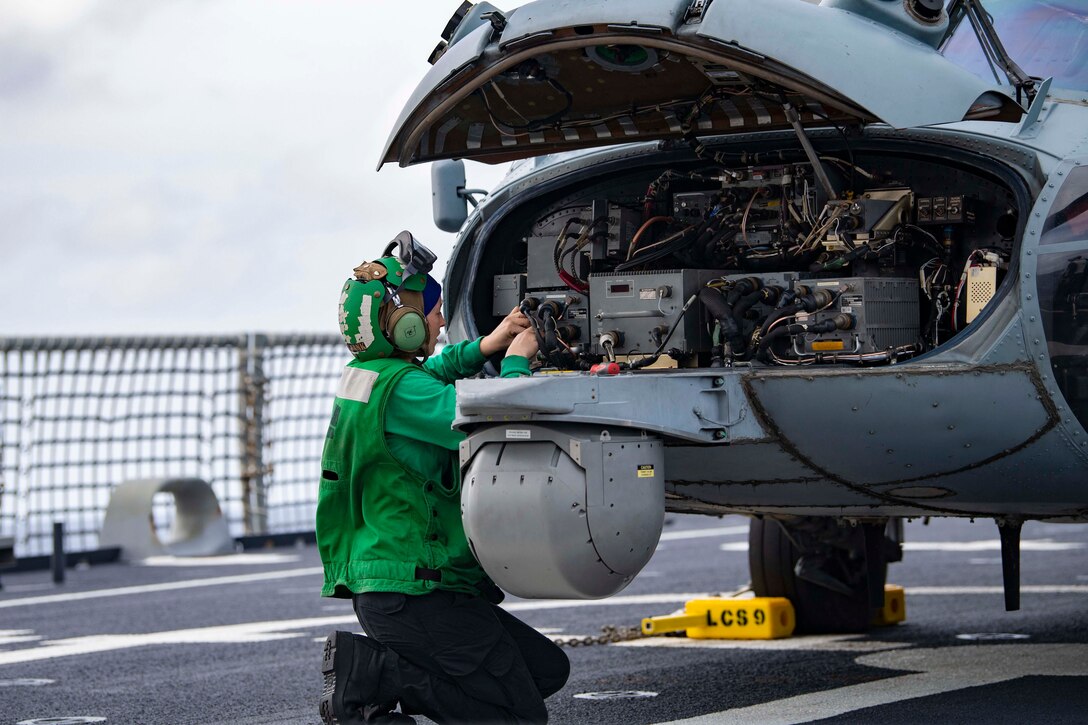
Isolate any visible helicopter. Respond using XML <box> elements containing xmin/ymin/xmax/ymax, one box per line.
<box><xmin>378</xmin><ymin>0</ymin><xmax>1088</xmax><ymax>632</ymax></box>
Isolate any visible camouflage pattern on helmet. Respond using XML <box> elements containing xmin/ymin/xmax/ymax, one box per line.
<box><xmin>338</xmin><ymin>255</ymin><xmax>428</xmax><ymax>362</ymax></box>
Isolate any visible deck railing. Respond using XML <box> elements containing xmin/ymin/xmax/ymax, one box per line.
<box><xmin>0</xmin><ymin>334</ymin><xmax>346</xmax><ymax>557</ymax></box>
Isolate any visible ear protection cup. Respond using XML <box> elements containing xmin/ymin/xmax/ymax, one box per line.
<box><xmin>380</xmin><ymin>287</ymin><xmax>430</xmax><ymax>354</ymax></box>
<box><xmin>386</xmin><ymin>305</ymin><xmax>427</xmax><ymax>352</ymax></box>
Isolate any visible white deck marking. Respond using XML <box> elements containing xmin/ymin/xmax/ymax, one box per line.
<box><xmin>0</xmin><ymin>635</ymin><xmax>41</xmax><ymax>646</ymax></box>
<box><xmin>903</xmin><ymin>540</ymin><xmax>1085</xmax><ymax>552</ymax></box>
<box><xmin>0</xmin><ymin>615</ymin><xmax>358</xmax><ymax>666</ymax></box>
<box><xmin>2</xmin><ymin>582</ymin><xmax>1087</xmax><ymax>666</ymax></box>
<box><xmin>140</xmin><ymin>553</ymin><xmax>301</xmax><ymax>567</ymax></box>
<box><xmin>0</xmin><ymin>593</ymin><xmax>717</xmax><ymax>666</ymax></box>
<box><xmin>0</xmin><ymin>631</ymin><xmax>41</xmax><ymax>646</ymax></box>
<box><xmin>506</xmin><ymin>584</ymin><xmax>1088</xmax><ymax>615</ymax></box>
<box><xmin>0</xmin><ymin>567</ymin><xmax>322</xmax><ymax>609</ymax></box>
<box><xmin>0</xmin><ymin>529</ymin><xmax>740</xmax><ymax>611</ymax></box>
<box><xmin>906</xmin><ymin>585</ymin><xmax>1088</xmax><ymax>595</ymax></box>
<box><xmin>0</xmin><ymin>613</ymin><xmax>905</xmax><ymax>667</ymax></box>
<box><xmin>659</xmin><ymin>525</ymin><xmax>748</xmax><ymax>541</ymax></box>
<box><xmin>721</xmin><ymin>540</ymin><xmax>1085</xmax><ymax>552</ymax></box>
<box><xmin>660</xmin><ymin>644</ymin><xmax>1088</xmax><ymax>724</ymax></box>
<box><xmin>503</xmin><ymin>592</ymin><xmax>710</xmax><ymax>613</ymax></box>
<box><xmin>617</xmin><ymin>634</ymin><xmax>911</xmax><ymax>653</ymax></box>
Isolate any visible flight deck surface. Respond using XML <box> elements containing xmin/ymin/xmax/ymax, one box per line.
<box><xmin>2</xmin><ymin>515</ymin><xmax>1087</xmax><ymax>724</ymax></box>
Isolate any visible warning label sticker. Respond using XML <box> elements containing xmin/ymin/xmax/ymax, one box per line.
<box><xmin>506</xmin><ymin>429</ymin><xmax>532</xmax><ymax>440</ymax></box>
<box><xmin>637</xmin><ymin>465</ymin><xmax>655</xmax><ymax>478</ymax></box>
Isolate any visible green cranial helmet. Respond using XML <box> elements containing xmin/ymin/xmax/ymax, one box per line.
<box><xmin>339</xmin><ymin>232</ymin><xmax>436</xmax><ymax>362</ymax></box>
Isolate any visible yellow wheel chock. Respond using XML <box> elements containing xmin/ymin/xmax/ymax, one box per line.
<box><xmin>640</xmin><ymin>586</ymin><xmax>906</xmax><ymax>640</ymax></box>
<box><xmin>641</xmin><ymin>597</ymin><xmax>796</xmax><ymax>639</ymax></box>
<box><xmin>872</xmin><ymin>584</ymin><xmax>906</xmax><ymax>626</ymax></box>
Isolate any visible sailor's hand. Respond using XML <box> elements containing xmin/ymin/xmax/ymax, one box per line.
<box><xmin>505</xmin><ymin>327</ymin><xmax>538</xmax><ymax>360</ymax></box>
<box><xmin>481</xmin><ymin>306</ymin><xmax>531</xmax><ymax>357</ymax></box>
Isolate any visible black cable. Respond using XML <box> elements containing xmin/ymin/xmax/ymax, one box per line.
<box><xmin>476</xmin><ymin>76</ymin><xmax>574</xmax><ymax>134</ymax></box>
<box><xmin>519</xmin><ymin>301</ymin><xmax>548</xmax><ymax>355</ymax></box>
<box><xmin>902</xmin><ymin>224</ymin><xmax>948</xmax><ymax>259</ymax></box>
<box><xmin>614</xmin><ymin>225</ymin><xmax>699</xmax><ymax>271</ymax></box>
<box><xmin>628</xmin><ymin>293</ymin><xmax>698</xmax><ymax>370</ymax></box>
<box><xmin>700</xmin><ymin>286</ymin><xmax>743</xmax><ymax>356</ymax></box>
<box><xmin>552</xmin><ymin>217</ymin><xmax>584</xmax><ymax>278</ymax></box>
<box><xmin>557</xmin><ymin>215</ymin><xmax>608</xmax><ymax>285</ymax></box>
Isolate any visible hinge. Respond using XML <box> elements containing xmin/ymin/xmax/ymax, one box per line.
<box><xmin>480</xmin><ymin>10</ymin><xmax>507</xmax><ymax>36</ymax></box>
<box><xmin>944</xmin><ymin>0</ymin><xmax>1036</xmax><ymax>106</ymax></box>
<box><xmin>684</xmin><ymin>0</ymin><xmax>712</xmax><ymax>24</ymax></box>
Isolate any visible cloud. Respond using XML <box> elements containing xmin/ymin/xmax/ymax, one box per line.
<box><xmin>0</xmin><ymin>0</ymin><xmax>512</xmax><ymax>336</ymax></box>
<box><xmin>0</xmin><ymin>0</ymin><xmax>97</xmax><ymax>32</ymax></box>
<box><xmin>0</xmin><ymin>39</ymin><xmax>54</xmax><ymax>97</ymax></box>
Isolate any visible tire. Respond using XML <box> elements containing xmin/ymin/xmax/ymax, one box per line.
<box><xmin>748</xmin><ymin>516</ymin><xmax>887</xmax><ymax>634</ymax></box>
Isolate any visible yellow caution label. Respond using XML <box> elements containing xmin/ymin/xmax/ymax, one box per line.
<box><xmin>872</xmin><ymin>584</ymin><xmax>906</xmax><ymax>626</ymax></box>
<box><xmin>811</xmin><ymin>340</ymin><xmax>845</xmax><ymax>351</ymax></box>
<box><xmin>637</xmin><ymin>465</ymin><xmax>655</xmax><ymax>478</ymax></box>
<box><xmin>642</xmin><ymin>597</ymin><xmax>795</xmax><ymax>639</ymax></box>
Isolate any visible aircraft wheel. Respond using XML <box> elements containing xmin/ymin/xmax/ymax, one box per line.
<box><xmin>748</xmin><ymin>516</ymin><xmax>890</xmax><ymax>634</ymax></box>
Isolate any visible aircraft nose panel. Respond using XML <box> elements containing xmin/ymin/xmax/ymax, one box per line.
<box><xmin>747</xmin><ymin>365</ymin><xmax>1057</xmax><ymax>486</ymax></box>
<box><xmin>378</xmin><ymin>0</ymin><xmax>1022</xmax><ymax>168</ymax></box>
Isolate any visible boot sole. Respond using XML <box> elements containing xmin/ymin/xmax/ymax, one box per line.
<box><xmin>319</xmin><ymin>632</ymin><xmax>346</xmax><ymax>725</ymax></box>
<box><xmin>319</xmin><ymin>630</ymin><xmax>387</xmax><ymax>724</ymax></box>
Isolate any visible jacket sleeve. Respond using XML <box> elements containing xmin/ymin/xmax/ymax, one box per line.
<box><xmin>384</xmin><ymin>367</ymin><xmax>465</xmax><ymax>451</ymax></box>
<box><xmin>386</xmin><ymin>343</ymin><xmax>529</xmax><ymax>450</ymax></box>
<box><xmin>421</xmin><ymin>338</ymin><xmax>487</xmax><ymax>385</ymax></box>
<box><xmin>499</xmin><ymin>355</ymin><xmax>531</xmax><ymax>378</ymax></box>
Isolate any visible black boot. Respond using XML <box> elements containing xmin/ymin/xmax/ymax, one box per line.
<box><xmin>362</xmin><ymin>703</ymin><xmax>417</xmax><ymax>724</ymax></box>
<box><xmin>320</xmin><ymin>631</ymin><xmax>390</xmax><ymax>725</ymax></box>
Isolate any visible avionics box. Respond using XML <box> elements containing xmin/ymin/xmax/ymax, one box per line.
<box><xmin>589</xmin><ymin>270</ymin><xmax>729</xmax><ymax>357</ymax></box>
<box><xmin>801</xmin><ymin>276</ymin><xmax>919</xmax><ymax>355</ymax></box>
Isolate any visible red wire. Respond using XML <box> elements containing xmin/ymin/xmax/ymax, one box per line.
<box><xmin>558</xmin><ymin>269</ymin><xmax>588</xmax><ymax>293</ymax></box>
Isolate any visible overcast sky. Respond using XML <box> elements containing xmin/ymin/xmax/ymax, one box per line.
<box><xmin>0</xmin><ymin>0</ymin><xmax>516</xmax><ymax>337</ymax></box>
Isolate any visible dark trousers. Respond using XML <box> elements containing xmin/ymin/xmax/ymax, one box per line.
<box><xmin>354</xmin><ymin>590</ymin><xmax>570</xmax><ymax>724</ymax></box>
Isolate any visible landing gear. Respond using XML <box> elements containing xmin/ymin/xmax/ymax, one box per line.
<box><xmin>748</xmin><ymin>516</ymin><xmax>902</xmax><ymax>634</ymax></box>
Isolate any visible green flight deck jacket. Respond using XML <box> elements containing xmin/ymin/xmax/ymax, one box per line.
<box><xmin>317</xmin><ymin>338</ymin><xmax>530</xmax><ymax>598</ymax></box>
